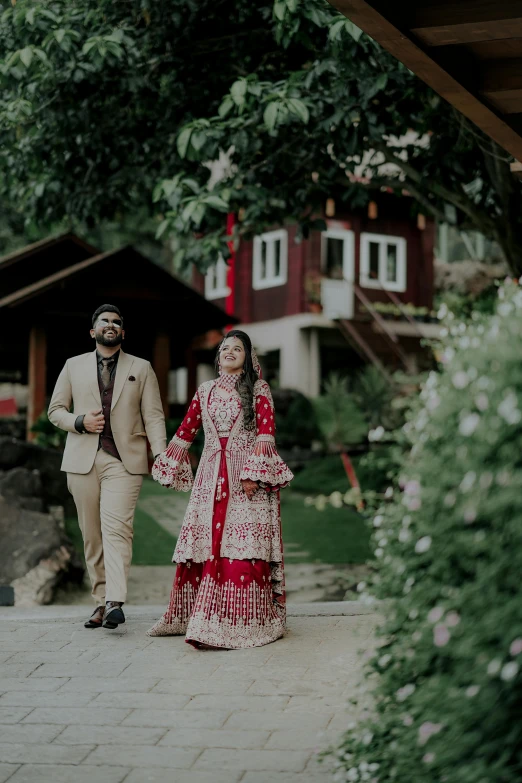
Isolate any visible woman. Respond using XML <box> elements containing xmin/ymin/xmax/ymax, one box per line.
<box><xmin>148</xmin><ymin>330</ymin><xmax>293</xmax><ymax>649</ymax></box>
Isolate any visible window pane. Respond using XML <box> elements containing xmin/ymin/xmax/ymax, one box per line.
<box><xmin>260</xmin><ymin>240</ymin><xmax>267</xmax><ymax>279</ymax></box>
<box><xmin>369</xmin><ymin>242</ymin><xmax>380</xmax><ymax>280</ymax></box>
<box><xmin>326</xmin><ymin>237</ymin><xmax>344</xmax><ymax>279</ymax></box>
<box><xmin>273</xmin><ymin>239</ymin><xmax>281</xmax><ymax>278</ymax></box>
<box><xmin>386</xmin><ymin>244</ymin><xmax>398</xmax><ymax>282</ymax></box>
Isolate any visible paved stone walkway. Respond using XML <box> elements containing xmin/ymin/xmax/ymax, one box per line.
<box><xmin>0</xmin><ymin>603</ymin><xmax>377</xmax><ymax>783</ymax></box>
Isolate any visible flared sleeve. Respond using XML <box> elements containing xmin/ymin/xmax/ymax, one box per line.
<box><xmin>240</xmin><ymin>380</ymin><xmax>294</xmax><ymax>491</ymax></box>
<box><xmin>152</xmin><ymin>390</ymin><xmax>202</xmax><ymax>491</ymax></box>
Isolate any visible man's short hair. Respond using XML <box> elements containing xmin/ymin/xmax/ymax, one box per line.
<box><xmin>92</xmin><ymin>304</ymin><xmax>123</xmax><ymax>327</ymax></box>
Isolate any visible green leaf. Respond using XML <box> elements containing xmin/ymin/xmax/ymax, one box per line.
<box><xmin>82</xmin><ymin>40</ymin><xmax>97</xmax><ymax>55</ymax></box>
<box><xmin>374</xmin><ymin>73</ymin><xmax>388</xmax><ymax>91</ymax></box>
<box><xmin>274</xmin><ymin>1</ymin><xmax>286</xmax><ymax>21</ymax></box>
<box><xmin>54</xmin><ymin>29</ymin><xmax>66</xmax><ymax>44</ymax></box>
<box><xmin>218</xmin><ymin>96</ymin><xmax>234</xmax><ymax>118</ymax></box>
<box><xmin>288</xmin><ymin>98</ymin><xmax>309</xmax><ymax>124</ymax></box>
<box><xmin>190</xmin><ymin>130</ymin><xmax>207</xmax><ymax>152</ymax></box>
<box><xmin>204</xmin><ymin>194</ymin><xmax>229</xmax><ymax>211</ymax></box>
<box><xmin>155</xmin><ymin>218</ymin><xmax>170</xmax><ymax>239</ymax></box>
<box><xmin>181</xmin><ymin>199</ymin><xmax>197</xmax><ymax>223</ymax></box>
<box><xmin>19</xmin><ymin>47</ymin><xmax>33</xmax><ymax>68</ymax></box>
<box><xmin>176</xmin><ymin>127</ymin><xmax>192</xmax><ymax>159</ymax></box>
<box><xmin>286</xmin><ymin>0</ymin><xmax>298</xmax><ymax>11</ymax></box>
<box><xmin>344</xmin><ymin>19</ymin><xmax>363</xmax><ymax>42</ymax></box>
<box><xmin>263</xmin><ymin>101</ymin><xmax>280</xmax><ymax>131</ymax></box>
<box><xmin>34</xmin><ymin>182</ymin><xmax>45</xmax><ymax>197</ymax></box>
<box><xmin>25</xmin><ymin>8</ymin><xmax>35</xmax><ymax>25</ymax></box>
<box><xmin>230</xmin><ymin>79</ymin><xmax>247</xmax><ymax>107</ymax></box>
<box><xmin>328</xmin><ymin>19</ymin><xmax>346</xmax><ymax>41</ymax></box>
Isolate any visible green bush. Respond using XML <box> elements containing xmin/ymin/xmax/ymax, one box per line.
<box><xmin>335</xmin><ymin>282</ymin><xmax>522</xmax><ymax>783</ymax></box>
<box><xmin>313</xmin><ymin>373</ymin><xmax>368</xmax><ymax>448</ymax></box>
<box><xmin>275</xmin><ymin>391</ymin><xmax>322</xmax><ymax>449</ymax></box>
<box><xmin>31</xmin><ymin>409</ymin><xmax>67</xmax><ymax>449</ymax></box>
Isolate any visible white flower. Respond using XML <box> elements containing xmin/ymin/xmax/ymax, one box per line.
<box><xmin>459</xmin><ymin>413</ymin><xmax>480</xmax><ymax>436</ymax></box>
<box><xmin>465</xmin><ymin>685</ymin><xmax>480</xmax><ymax>698</ymax></box>
<box><xmin>346</xmin><ymin>768</ymin><xmax>359</xmax><ymax>781</ymax></box>
<box><xmin>428</xmin><ymin>606</ymin><xmax>444</xmax><ymax>623</ymax></box>
<box><xmin>444</xmin><ymin>492</ymin><xmax>456</xmax><ymax>508</ymax></box>
<box><xmin>398</xmin><ymin>529</ymin><xmax>411</xmax><ymax>543</ymax></box>
<box><xmin>373</xmin><ymin>515</ymin><xmax>383</xmax><ymax>527</ymax></box>
<box><xmin>378</xmin><ymin>654</ymin><xmax>391</xmax><ymax>668</ymax></box>
<box><xmin>330</xmin><ymin>491</ymin><xmax>343</xmax><ymax>508</ymax></box>
<box><xmin>475</xmin><ymin>394</ymin><xmax>489</xmax><ymax>411</ymax></box>
<box><xmin>396</xmin><ymin>683</ymin><xmax>415</xmax><ymax>702</ymax></box>
<box><xmin>304</xmin><ymin>496</ymin><xmax>314</xmax><ymax>506</ymax></box>
<box><xmin>452</xmin><ymin>371</ymin><xmax>469</xmax><ymax>389</ymax></box>
<box><xmin>459</xmin><ymin>471</ymin><xmax>476</xmax><ymax>492</ymax></box>
<box><xmin>361</xmin><ymin>732</ymin><xmax>373</xmax><ymax>746</ymax></box>
<box><xmin>368</xmin><ymin>426</ymin><xmax>384</xmax><ymax>442</ymax></box>
<box><xmin>498</xmin><ymin>392</ymin><xmax>521</xmax><ymax>425</ymax></box>
<box><xmin>409</xmin><ymin>609</ymin><xmax>419</xmax><ymax>620</ymax></box>
<box><xmin>404</xmin><ymin>480</ymin><xmax>421</xmax><ymax>496</ymax></box>
<box><xmin>487</xmin><ymin>659</ymin><xmax>502</xmax><ymax>676</ymax></box>
<box><xmin>498</xmin><ymin>302</ymin><xmax>513</xmax><ymax>317</ymax></box>
<box><xmin>500</xmin><ymin>662</ymin><xmax>519</xmax><ymax>681</ymax></box>
<box><xmin>415</xmin><ymin>536</ymin><xmax>432</xmax><ymax>554</ymax></box>
<box><xmin>479</xmin><ymin>472</ymin><xmax>493</xmax><ymax>489</ymax></box>
<box><xmin>384</xmin><ymin>486</ymin><xmax>394</xmax><ymax>499</ymax></box>
<box><xmin>315</xmin><ymin>495</ymin><xmax>326</xmax><ymax>511</ymax></box>
<box><xmin>357</xmin><ymin>582</ymin><xmax>366</xmax><ymax>593</ymax></box>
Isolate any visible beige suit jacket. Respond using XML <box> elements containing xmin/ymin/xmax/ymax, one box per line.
<box><xmin>48</xmin><ymin>349</ymin><xmax>167</xmax><ymax>475</ymax></box>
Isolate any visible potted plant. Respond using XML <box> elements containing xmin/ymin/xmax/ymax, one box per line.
<box><xmin>304</xmin><ymin>271</ymin><xmax>323</xmax><ymax>313</ymax></box>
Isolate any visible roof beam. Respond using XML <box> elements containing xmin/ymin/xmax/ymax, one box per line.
<box><xmin>328</xmin><ymin>0</ymin><xmax>522</xmax><ymax>160</ymax></box>
<box><xmin>407</xmin><ymin>2</ymin><xmax>522</xmax><ymax>46</ymax></box>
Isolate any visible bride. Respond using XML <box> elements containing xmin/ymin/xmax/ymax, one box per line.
<box><xmin>147</xmin><ymin>329</ymin><xmax>293</xmax><ymax>649</ymax></box>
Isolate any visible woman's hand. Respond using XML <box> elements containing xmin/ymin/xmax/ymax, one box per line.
<box><xmin>242</xmin><ymin>478</ymin><xmax>258</xmax><ymax>500</ymax></box>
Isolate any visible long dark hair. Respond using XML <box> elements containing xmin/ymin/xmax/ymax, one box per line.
<box><xmin>215</xmin><ymin>329</ymin><xmax>258</xmax><ymax>429</ymax></box>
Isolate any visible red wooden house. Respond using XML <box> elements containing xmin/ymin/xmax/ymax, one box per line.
<box><xmin>193</xmin><ymin>197</ymin><xmax>438</xmax><ymax>395</ymax></box>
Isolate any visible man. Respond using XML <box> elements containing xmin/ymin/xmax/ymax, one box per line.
<box><xmin>48</xmin><ymin>305</ymin><xmax>166</xmax><ymax>629</ymax></box>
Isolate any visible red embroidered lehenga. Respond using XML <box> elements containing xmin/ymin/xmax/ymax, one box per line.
<box><xmin>148</xmin><ymin>374</ymin><xmax>293</xmax><ymax>648</ymax></box>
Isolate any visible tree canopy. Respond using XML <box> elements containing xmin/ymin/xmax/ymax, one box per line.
<box><xmin>1</xmin><ymin>0</ymin><xmax>522</xmax><ymax>271</ymax></box>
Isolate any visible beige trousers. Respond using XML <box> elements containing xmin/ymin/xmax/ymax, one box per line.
<box><xmin>67</xmin><ymin>449</ymin><xmax>143</xmax><ymax>605</ymax></box>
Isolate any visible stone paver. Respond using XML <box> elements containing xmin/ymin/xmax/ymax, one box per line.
<box><xmin>0</xmin><ymin>603</ymin><xmax>377</xmax><ymax>782</ymax></box>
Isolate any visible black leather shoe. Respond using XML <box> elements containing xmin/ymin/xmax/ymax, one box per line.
<box><xmin>84</xmin><ymin>605</ymin><xmax>105</xmax><ymax>629</ymax></box>
<box><xmin>102</xmin><ymin>601</ymin><xmax>125</xmax><ymax>629</ymax></box>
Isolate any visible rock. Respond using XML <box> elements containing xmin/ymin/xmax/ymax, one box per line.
<box><xmin>0</xmin><ymin>436</ymin><xmax>73</xmax><ymax>515</ymax></box>
<box><xmin>0</xmin><ymin>497</ymin><xmax>84</xmax><ymax>605</ymax></box>
<box><xmin>0</xmin><ymin>466</ymin><xmax>42</xmax><ymax>498</ymax></box>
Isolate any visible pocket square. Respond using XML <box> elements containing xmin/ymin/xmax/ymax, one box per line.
<box><xmin>128</xmin><ymin>375</ymin><xmax>136</xmax><ymax>382</ymax></box>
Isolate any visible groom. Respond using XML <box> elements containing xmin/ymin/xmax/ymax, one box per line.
<box><xmin>48</xmin><ymin>304</ymin><xmax>166</xmax><ymax>629</ymax></box>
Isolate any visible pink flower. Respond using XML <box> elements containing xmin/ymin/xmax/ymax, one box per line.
<box><xmin>404</xmin><ymin>480</ymin><xmax>421</xmax><ymax>496</ymax></box>
<box><xmin>418</xmin><ymin>722</ymin><xmax>443</xmax><ymax>745</ymax></box>
<box><xmin>423</xmin><ymin>753</ymin><xmax>435</xmax><ymax>764</ymax></box>
<box><xmin>402</xmin><ymin>714</ymin><xmax>413</xmax><ymax>726</ymax></box>
<box><xmin>434</xmin><ymin>624</ymin><xmax>450</xmax><ymax>647</ymax></box>
<box><xmin>510</xmin><ymin>638</ymin><xmax>522</xmax><ymax>656</ymax></box>
<box><xmin>445</xmin><ymin>611</ymin><xmax>461</xmax><ymax>627</ymax></box>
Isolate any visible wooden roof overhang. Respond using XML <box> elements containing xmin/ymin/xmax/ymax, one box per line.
<box><xmin>328</xmin><ymin>0</ymin><xmax>522</xmax><ymax>168</ymax></box>
<box><xmin>0</xmin><ymin>242</ymin><xmax>237</xmax><ymax>388</ymax></box>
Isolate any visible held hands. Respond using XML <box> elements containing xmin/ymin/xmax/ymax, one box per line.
<box><xmin>83</xmin><ymin>409</ymin><xmax>105</xmax><ymax>434</ymax></box>
<box><xmin>242</xmin><ymin>478</ymin><xmax>259</xmax><ymax>500</ymax></box>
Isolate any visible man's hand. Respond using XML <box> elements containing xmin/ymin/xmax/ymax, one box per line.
<box><xmin>242</xmin><ymin>478</ymin><xmax>258</xmax><ymax>500</ymax></box>
<box><xmin>83</xmin><ymin>409</ymin><xmax>105</xmax><ymax>434</ymax></box>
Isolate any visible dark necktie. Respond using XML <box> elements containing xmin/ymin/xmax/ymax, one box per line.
<box><xmin>101</xmin><ymin>358</ymin><xmax>114</xmax><ymax>389</ymax></box>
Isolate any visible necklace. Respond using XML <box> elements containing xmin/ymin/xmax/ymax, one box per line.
<box><xmin>216</xmin><ymin>372</ymin><xmax>241</xmax><ymax>393</ymax></box>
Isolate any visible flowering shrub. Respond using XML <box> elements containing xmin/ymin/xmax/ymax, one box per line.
<box><xmin>334</xmin><ymin>282</ymin><xmax>522</xmax><ymax>783</ymax></box>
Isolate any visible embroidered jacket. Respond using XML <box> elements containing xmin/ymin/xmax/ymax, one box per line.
<box><xmin>152</xmin><ymin>379</ymin><xmax>293</xmax><ymax>563</ymax></box>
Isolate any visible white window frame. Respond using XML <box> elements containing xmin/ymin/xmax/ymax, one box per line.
<box><xmin>321</xmin><ymin>229</ymin><xmax>355</xmax><ymax>281</ymax></box>
<box><xmin>252</xmin><ymin>229</ymin><xmax>288</xmax><ymax>290</ymax></box>
<box><xmin>360</xmin><ymin>233</ymin><xmax>407</xmax><ymax>292</ymax></box>
<box><xmin>205</xmin><ymin>255</ymin><xmax>230</xmax><ymax>300</ymax></box>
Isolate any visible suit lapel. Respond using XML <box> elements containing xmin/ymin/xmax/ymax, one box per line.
<box><xmin>111</xmin><ymin>350</ymin><xmax>134</xmax><ymax>411</ymax></box>
<box><xmin>89</xmin><ymin>350</ymin><xmax>102</xmax><ymax>408</ymax></box>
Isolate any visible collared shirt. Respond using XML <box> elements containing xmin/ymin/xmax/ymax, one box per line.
<box><xmin>74</xmin><ymin>349</ymin><xmax>120</xmax><ymax>435</ymax></box>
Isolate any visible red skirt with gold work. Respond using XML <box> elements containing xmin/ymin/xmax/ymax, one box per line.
<box><xmin>147</xmin><ymin>437</ymin><xmax>286</xmax><ymax>649</ymax></box>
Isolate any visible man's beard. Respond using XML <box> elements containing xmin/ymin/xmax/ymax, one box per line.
<box><xmin>96</xmin><ymin>332</ymin><xmax>123</xmax><ymax>347</ymax></box>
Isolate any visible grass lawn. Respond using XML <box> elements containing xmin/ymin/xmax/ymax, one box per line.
<box><xmin>281</xmin><ymin>492</ymin><xmax>370</xmax><ymax>564</ymax></box>
<box><xmin>66</xmin><ymin>474</ymin><xmax>371</xmax><ymax>566</ymax></box>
